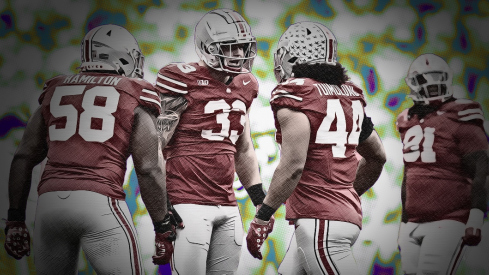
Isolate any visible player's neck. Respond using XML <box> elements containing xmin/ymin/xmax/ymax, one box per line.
<box><xmin>199</xmin><ymin>60</ymin><xmax>234</xmax><ymax>85</ymax></box>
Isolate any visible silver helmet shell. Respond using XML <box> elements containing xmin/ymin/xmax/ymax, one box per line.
<box><xmin>194</xmin><ymin>9</ymin><xmax>257</xmax><ymax>74</ymax></box>
<box><xmin>80</xmin><ymin>24</ymin><xmax>144</xmax><ymax>78</ymax></box>
<box><xmin>274</xmin><ymin>21</ymin><xmax>338</xmax><ymax>83</ymax></box>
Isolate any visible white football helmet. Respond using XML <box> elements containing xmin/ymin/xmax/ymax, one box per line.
<box><xmin>80</xmin><ymin>24</ymin><xmax>144</xmax><ymax>78</ymax></box>
<box><xmin>405</xmin><ymin>53</ymin><xmax>453</xmax><ymax>104</ymax></box>
<box><xmin>195</xmin><ymin>9</ymin><xmax>257</xmax><ymax>74</ymax></box>
<box><xmin>274</xmin><ymin>21</ymin><xmax>337</xmax><ymax>83</ymax></box>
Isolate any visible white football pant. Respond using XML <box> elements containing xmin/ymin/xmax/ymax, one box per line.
<box><xmin>278</xmin><ymin>219</ymin><xmax>361</xmax><ymax>275</ymax></box>
<box><xmin>34</xmin><ymin>190</ymin><xmax>143</xmax><ymax>275</ymax></box>
<box><xmin>398</xmin><ymin>220</ymin><xmax>467</xmax><ymax>275</ymax></box>
<box><xmin>171</xmin><ymin>204</ymin><xmax>243</xmax><ymax>275</ymax></box>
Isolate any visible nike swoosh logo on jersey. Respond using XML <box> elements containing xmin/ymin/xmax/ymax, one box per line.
<box><xmin>243</xmin><ymin>80</ymin><xmax>251</xmax><ymax>85</ymax></box>
<box><xmin>437</xmin><ymin>111</ymin><xmax>445</xmax><ymax>115</ymax></box>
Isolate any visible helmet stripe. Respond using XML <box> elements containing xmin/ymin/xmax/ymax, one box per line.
<box><xmin>328</xmin><ymin>39</ymin><xmax>333</xmax><ymax>63</ymax></box>
<box><xmin>228</xmin><ymin>11</ymin><xmax>246</xmax><ymax>34</ymax></box>
<box><xmin>84</xmin><ymin>39</ymin><xmax>90</xmax><ymax>62</ymax></box>
<box><xmin>237</xmin><ymin>22</ymin><xmax>245</xmax><ymax>33</ymax></box>
<box><xmin>83</xmin><ymin>27</ymin><xmax>99</xmax><ymax>63</ymax></box>
<box><xmin>221</xmin><ymin>10</ymin><xmax>235</xmax><ymax>23</ymax></box>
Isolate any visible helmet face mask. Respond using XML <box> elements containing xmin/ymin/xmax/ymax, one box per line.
<box><xmin>273</xmin><ymin>21</ymin><xmax>338</xmax><ymax>83</ymax></box>
<box><xmin>195</xmin><ymin>9</ymin><xmax>256</xmax><ymax>74</ymax></box>
<box><xmin>405</xmin><ymin>54</ymin><xmax>453</xmax><ymax>104</ymax></box>
<box><xmin>80</xmin><ymin>24</ymin><xmax>144</xmax><ymax>78</ymax></box>
<box><xmin>213</xmin><ymin>41</ymin><xmax>256</xmax><ymax>73</ymax></box>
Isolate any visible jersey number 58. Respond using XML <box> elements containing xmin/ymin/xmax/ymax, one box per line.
<box><xmin>49</xmin><ymin>85</ymin><xmax>119</xmax><ymax>143</ymax></box>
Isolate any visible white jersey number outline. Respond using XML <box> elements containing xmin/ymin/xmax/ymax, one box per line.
<box><xmin>403</xmin><ymin>125</ymin><xmax>436</xmax><ymax>163</ymax></box>
<box><xmin>176</xmin><ymin>63</ymin><xmax>197</xmax><ymax>74</ymax></box>
<box><xmin>49</xmin><ymin>85</ymin><xmax>120</xmax><ymax>143</ymax></box>
<box><xmin>201</xmin><ymin>99</ymin><xmax>246</xmax><ymax>144</ymax></box>
<box><xmin>315</xmin><ymin>99</ymin><xmax>364</xmax><ymax>158</ymax></box>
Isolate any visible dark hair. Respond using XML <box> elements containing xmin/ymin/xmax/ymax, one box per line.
<box><xmin>291</xmin><ymin>62</ymin><xmax>349</xmax><ymax>86</ymax></box>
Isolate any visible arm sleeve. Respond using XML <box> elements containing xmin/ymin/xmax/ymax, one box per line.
<box><xmin>359</xmin><ymin>115</ymin><xmax>374</xmax><ymax>143</ymax></box>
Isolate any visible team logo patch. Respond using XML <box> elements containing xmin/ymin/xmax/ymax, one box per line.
<box><xmin>198</xmin><ymin>80</ymin><xmax>209</xmax><ymax>85</ymax></box>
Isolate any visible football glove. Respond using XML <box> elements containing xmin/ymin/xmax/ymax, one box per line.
<box><xmin>246</xmin><ymin>204</ymin><xmax>275</xmax><ymax>260</ymax></box>
<box><xmin>168</xmin><ymin>204</ymin><xmax>184</xmax><ymax>229</ymax></box>
<box><xmin>463</xmin><ymin>208</ymin><xmax>484</xmax><ymax>246</ymax></box>
<box><xmin>246</xmin><ymin>216</ymin><xmax>274</xmax><ymax>260</ymax></box>
<box><xmin>152</xmin><ymin>214</ymin><xmax>177</xmax><ymax>265</ymax></box>
<box><xmin>4</xmin><ymin>221</ymin><xmax>30</xmax><ymax>260</ymax></box>
<box><xmin>463</xmin><ymin>227</ymin><xmax>481</xmax><ymax>246</ymax></box>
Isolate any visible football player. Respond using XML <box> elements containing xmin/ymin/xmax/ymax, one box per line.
<box><xmin>397</xmin><ymin>53</ymin><xmax>488</xmax><ymax>275</ymax></box>
<box><xmin>4</xmin><ymin>24</ymin><xmax>176</xmax><ymax>274</ymax></box>
<box><xmin>153</xmin><ymin>9</ymin><xmax>268</xmax><ymax>274</ymax></box>
<box><xmin>245</xmin><ymin>21</ymin><xmax>386</xmax><ymax>274</ymax></box>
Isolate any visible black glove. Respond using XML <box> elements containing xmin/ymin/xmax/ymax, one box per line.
<box><xmin>152</xmin><ymin>214</ymin><xmax>177</xmax><ymax>265</ymax></box>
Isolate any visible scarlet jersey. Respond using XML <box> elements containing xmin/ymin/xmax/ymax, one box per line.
<box><xmin>38</xmin><ymin>72</ymin><xmax>161</xmax><ymax>199</ymax></box>
<box><xmin>270</xmin><ymin>77</ymin><xmax>367</xmax><ymax>228</ymax></box>
<box><xmin>396</xmin><ymin>99</ymin><xmax>488</xmax><ymax>223</ymax></box>
<box><xmin>154</xmin><ymin>62</ymin><xmax>258</xmax><ymax>206</ymax></box>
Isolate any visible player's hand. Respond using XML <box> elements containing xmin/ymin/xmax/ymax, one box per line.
<box><xmin>255</xmin><ymin>204</ymin><xmax>275</xmax><ymax>234</ymax></box>
<box><xmin>168</xmin><ymin>204</ymin><xmax>184</xmax><ymax>229</ymax></box>
<box><xmin>463</xmin><ymin>227</ymin><xmax>481</xmax><ymax>246</ymax></box>
<box><xmin>246</xmin><ymin>216</ymin><xmax>274</xmax><ymax>260</ymax></box>
<box><xmin>152</xmin><ymin>214</ymin><xmax>177</xmax><ymax>265</ymax></box>
<box><xmin>4</xmin><ymin>221</ymin><xmax>30</xmax><ymax>260</ymax></box>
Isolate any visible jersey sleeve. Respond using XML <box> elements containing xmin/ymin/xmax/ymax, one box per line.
<box><xmin>396</xmin><ymin>109</ymin><xmax>410</xmax><ymax>132</ymax></box>
<box><xmin>269</xmin><ymin>78</ymin><xmax>316</xmax><ymax>113</ymax></box>
<box><xmin>345</xmin><ymin>81</ymin><xmax>367</xmax><ymax>107</ymax></box>
<box><xmin>117</xmin><ymin>77</ymin><xmax>161</xmax><ymax>117</ymax></box>
<box><xmin>455</xmin><ymin>122</ymin><xmax>488</xmax><ymax>154</ymax></box>
<box><xmin>132</xmin><ymin>78</ymin><xmax>162</xmax><ymax>116</ymax></box>
<box><xmin>38</xmin><ymin>75</ymin><xmax>65</xmax><ymax>105</ymax></box>
<box><xmin>155</xmin><ymin>63</ymin><xmax>192</xmax><ymax>98</ymax></box>
<box><xmin>452</xmin><ymin>99</ymin><xmax>485</xmax><ymax>126</ymax></box>
<box><xmin>249</xmin><ymin>73</ymin><xmax>259</xmax><ymax>100</ymax></box>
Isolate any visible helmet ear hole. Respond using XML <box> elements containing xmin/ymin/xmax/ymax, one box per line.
<box><xmin>119</xmin><ymin>58</ymin><xmax>129</xmax><ymax>65</ymax></box>
<box><xmin>80</xmin><ymin>24</ymin><xmax>143</xmax><ymax>78</ymax></box>
<box><xmin>288</xmin><ymin>57</ymin><xmax>298</xmax><ymax>63</ymax></box>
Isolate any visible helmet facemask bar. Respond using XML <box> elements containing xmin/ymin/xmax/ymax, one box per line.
<box><xmin>210</xmin><ymin>40</ymin><xmax>257</xmax><ymax>73</ymax></box>
<box><xmin>405</xmin><ymin>71</ymin><xmax>452</xmax><ymax>103</ymax></box>
<box><xmin>131</xmin><ymin>49</ymin><xmax>145</xmax><ymax>78</ymax></box>
<box><xmin>273</xmin><ymin>47</ymin><xmax>289</xmax><ymax>83</ymax></box>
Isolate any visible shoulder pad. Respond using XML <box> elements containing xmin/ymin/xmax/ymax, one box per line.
<box><xmin>345</xmin><ymin>81</ymin><xmax>364</xmax><ymax>94</ymax></box>
<box><xmin>39</xmin><ymin>74</ymin><xmax>66</xmax><ymax>104</ymax></box>
<box><xmin>270</xmin><ymin>78</ymin><xmax>312</xmax><ymax>103</ymax></box>
<box><xmin>124</xmin><ymin>78</ymin><xmax>162</xmax><ymax>116</ymax></box>
<box><xmin>154</xmin><ymin>63</ymin><xmax>199</xmax><ymax>96</ymax></box>
<box><xmin>446</xmin><ymin>99</ymin><xmax>485</xmax><ymax>123</ymax></box>
<box><xmin>396</xmin><ymin>108</ymin><xmax>410</xmax><ymax>130</ymax></box>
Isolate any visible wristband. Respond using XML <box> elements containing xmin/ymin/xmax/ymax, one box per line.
<box><xmin>153</xmin><ymin>214</ymin><xmax>173</xmax><ymax>234</ymax></box>
<box><xmin>246</xmin><ymin>183</ymin><xmax>266</xmax><ymax>206</ymax></box>
<box><xmin>255</xmin><ymin>203</ymin><xmax>276</xmax><ymax>222</ymax></box>
<box><xmin>8</xmin><ymin>208</ymin><xmax>26</xmax><ymax>222</ymax></box>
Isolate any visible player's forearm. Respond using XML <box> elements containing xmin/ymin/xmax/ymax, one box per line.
<box><xmin>466</xmin><ymin>151</ymin><xmax>489</xmax><ymax>211</ymax></box>
<box><xmin>235</xmin><ymin>147</ymin><xmax>261</xmax><ymax>189</ymax></box>
<box><xmin>137</xmin><ymin>169</ymin><xmax>168</xmax><ymax>222</ymax></box>
<box><xmin>401</xmin><ymin>171</ymin><xmax>408</xmax><ymax>223</ymax></box>
<box><xmin>8</xmin><ymin>156</ymin><xmax>36</xmax><ymax>216</ymax></box>
<box><xmin>353</xmin><ymin>157</ymin><xmax>385</xmax><ymax>196</ymax></box>
<box><xmin>353</xmin><ymin>130</ymin><xmax>386</xmax><ymax>196</ymax></box>
<box><xmin>263</xmin><ymin>162</ymin><xmax>304</xmax><ymax>210</ymax></box>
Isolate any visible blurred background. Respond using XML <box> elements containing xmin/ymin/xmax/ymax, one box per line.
<box><xmin>1</xmin><ymin>0</ymin><xmax>488</xmax><ymax>274</ymax></box>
